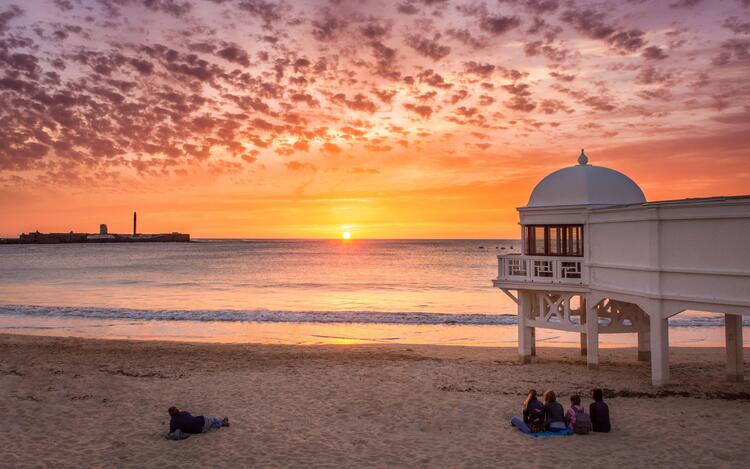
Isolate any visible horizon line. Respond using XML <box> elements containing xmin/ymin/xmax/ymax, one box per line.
<box><xmin>0</xmin><ymin>235</ymin><xmax>522</xmax><ymax>242</ymax></box>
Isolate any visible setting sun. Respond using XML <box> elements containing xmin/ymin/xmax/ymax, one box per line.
<box><xmin>1</xmin><ymin>1</ymin><xmax>749</xmax><ymax>466</ymax></box>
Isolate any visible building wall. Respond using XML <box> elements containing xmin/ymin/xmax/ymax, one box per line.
<box><xmin>589</xmin><ymin>218</ymin><xmax>655</xmax><ymax>268</ymax></box>
<box><xmin>659</xmin><ymin>218</ymin><xmax>749</xmax><ymax>271</ymax></box>
<box><xmin>587</xmin><ymin>200</ymin><xmax>750</xmax><ymax>314</ymax></box>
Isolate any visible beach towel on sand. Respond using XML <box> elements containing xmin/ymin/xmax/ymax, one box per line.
<box><xmin>517</xmin><ymin>428</ymin><xmax>574</xmax><ymax>438</ymax></box>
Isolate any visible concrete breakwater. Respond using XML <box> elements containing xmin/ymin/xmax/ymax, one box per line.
<box><xmin>1</xmin><ymin>231</ymin><xmax>190</xmax><ymax>244</ymax></box>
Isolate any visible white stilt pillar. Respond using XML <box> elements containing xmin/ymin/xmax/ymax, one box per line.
<box><xmin>586</xmin><ymin>303</ymin><xmax>599</xmax><ymax>369</ymax></box>
<box><xmin>518</xmin><ymin>291</ymin><xmax>533</xmax><ymax>364</ymax></box>
<box><xmin>580</xmin><ymin>305</ymin><xmax>587</xmax><ymax>356</ymax></box>
<box><xmin>725</xmin><ymin>314</ymin><xmax>744</xmax><ymax>382</ymax></box>
<box><xmin>580</xmin><ymin>333</ymin><xmax>588</xmax><ymax>356</ymax></box>
<box><xmin>637</xmin><ymin>328</ymin><xmax>651</xmax><ymax>362</ymax></box>
<box><xmin>649</xmin><ymin>312</ymin><xmax>669</xmax><ymax>386</ymax></box>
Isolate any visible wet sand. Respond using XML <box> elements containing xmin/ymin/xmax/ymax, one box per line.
<box><xmin>0</xmin><ymin>313</ymin><xmax>742</xmax><ymax>348</ymax></box>
<box><xmin>0</xmin><ymin>334</ymin><xmax>747</xmax><ymax>468</ymax></box>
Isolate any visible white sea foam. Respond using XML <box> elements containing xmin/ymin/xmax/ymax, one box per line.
<box><xmin>0</xmin><ymin>304</ymin><xmax>745</xmax><ymax>327</ymax></box>
<box><xmin>0</xmin><ymin>304</ymin><xmax>516</xmax><ymax>325</ymax></box>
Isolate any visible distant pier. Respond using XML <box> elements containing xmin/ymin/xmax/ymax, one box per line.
<box><xmin>0</xmin><ymin>211</ymin><xmax>190</xmax><ymax>244</ymax></box>
<box><xmin>2</xmin><ymin>231</ymin><xmax>190</xmax><ymax>244</ymax></box>
<box><xmin>1</xmin><ymin>232</ymin><xmax>189</xmax><ymax>244</ymax></box>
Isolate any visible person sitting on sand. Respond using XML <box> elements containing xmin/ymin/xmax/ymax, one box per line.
<box><xmin>589</xmin><ymin>389</ymin><xmax>611</xmax><ymax>433</ymax></box>
<box><xmin>565</xmin><ymin>394</ymin><xmax>592</xmax><ymax>434</ymax></box>
<box><xmin>543</xmin><ymin>390</ymin><xmax>566</xmax><ymax>432</ymax></box>
<box><xmin>510</xmin><ymin>389</ymin><xmax>546</xmax><ymax>433</ymax></box>
<box><xmin>168</xmin><ymin>406</ymin><xmax>229</xmax><ymax>439</ymax></box>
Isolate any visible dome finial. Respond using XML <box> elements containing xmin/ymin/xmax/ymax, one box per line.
<box><xmin>578</xmin><ymin>148</ymin><xmax>588</xmax><ymax>165</ymax></box>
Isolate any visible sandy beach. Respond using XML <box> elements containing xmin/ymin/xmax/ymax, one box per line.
<box><xmin>1</xmin><ymin>334</ymin><xmax>747</xmax><ymax>468</ymax></box>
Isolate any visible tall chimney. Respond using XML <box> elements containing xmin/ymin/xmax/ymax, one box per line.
<box><xmin>133</xmin><ymin>211</ymin><xmax>137</xmax><ymax>237</ymax></box>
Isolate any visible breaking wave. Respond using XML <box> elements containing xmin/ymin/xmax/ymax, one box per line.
<box><xmin>0</xmin><ymin>304</ymin><xmax>746</xmax><ymax>327</ymax></box>
<box><xmin>0</xmin><ymin>304</ymin><xmax>516</xmax><ymax>325</ymax></box>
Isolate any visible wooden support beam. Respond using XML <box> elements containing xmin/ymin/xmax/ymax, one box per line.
<box><xmin>649</xmin><ymin>312</ymin><xmax>669</xmax><ymax>386</ymax></box>
<box><xmin>525</xmin><ymin>320</ymin><xmax>585</xmax><ymax>332</ymax></box>
<box><xmin>637</xmin><ymin>328</ymin><xmax>651</xmax><ymax>362</ymax></box>
<box><xmin>726</xmin><ymin>314</ymin><xmax>744</xmax><ymax>382</ymax></box>
<box><xmin>586</xmin><ymin>302</ymin><xmax>599</xmax><ymax>369</ymax></box>
<box><xmin>580</xmin><ymin>301</ymin><xmax>587</xmax><ymax>356</ymax></box>
<box><xmin>580</xmin><ymin>333</ymin><xmax>587</xmax><ymax>356</ymax></box>
<box><xmin>518</xmin><ymin>291</ymin><xmax>533</xmax><ymax>364</ymax></box>
<box><xmin>500</xmin><ymin>288</ymin><xmax>518</xmax><ymax>305</ymax></box>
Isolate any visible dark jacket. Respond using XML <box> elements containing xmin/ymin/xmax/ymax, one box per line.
<box><xmin>522</xmin><ymin>399</ymin><xmax>545</xmax><ymax>425</ymax></box>
<box><xmin>544</xmin><ymin>401</ymin><xmax>565</xmax><ymax>428</ymax></box>
<box><xmin>170</xmin><ymin>411</ymin><xmax>205</xmax><ymax>434</ymax></box>
<box><xmin>590</xmin><ymin>401</ymin><xmax>611</xmax><ymax>432</ymax></box>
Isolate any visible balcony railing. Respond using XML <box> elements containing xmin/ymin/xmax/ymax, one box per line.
<box><xmin>496</xmin><ymin>254</ymin><xmax>586</xmax><ymax>285</ymax></box>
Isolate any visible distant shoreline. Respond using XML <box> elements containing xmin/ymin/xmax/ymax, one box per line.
<box><xmin>0</xmin><ymin>237</ymin><xmax>522</xmax><ymax>241</ymax></box>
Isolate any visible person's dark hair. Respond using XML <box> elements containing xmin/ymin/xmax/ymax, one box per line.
<box><xmin>592</xmin><ymin>388</ymin><xmax>604</xmax><ymax>402</ymax></box>
<box><xmin>168</xmin><ymin>406</ymin><xmax>179</xmax><ymax>416</ymax></box>
<box><xmin>570</xmin><ymin>394</ymin><xmax>581</xmax><ymax>406</ymax></box>
<box><xmin>523</xmin><ymin>389</ymin><xmax>538</xmax><ymax>409</ymax></box>
<box><xmin>543</xmin><ymin>390</ymin><xmax>556</xmax><ymax>404</ymax></box>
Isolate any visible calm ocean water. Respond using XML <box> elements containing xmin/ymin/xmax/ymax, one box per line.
<box><xmin>0</xmin><ymin>240</ymin><xmax>745</xmax><ymax>345</ymax></box>
<box><xmin>0</xmin><ymin>240</ymin><xmax>520</xmax><ymax>321</ymax></box>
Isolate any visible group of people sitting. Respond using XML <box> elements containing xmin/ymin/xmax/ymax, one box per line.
<box><xmin>511</xmin><ymin>388</ymin><xmax>611</xmax><ymax>435</ymax></box>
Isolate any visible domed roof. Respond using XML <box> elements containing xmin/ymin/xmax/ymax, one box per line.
<box><xmin>527</xmin><ymin>150</ymin><xmax>646</xmax><ymax>208</ymax></box>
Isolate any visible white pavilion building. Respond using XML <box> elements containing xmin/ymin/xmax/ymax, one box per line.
<box><xmin>494</xmin><ymin>150</ymin><xmax>750</xmax><ymax>386</ymax></box>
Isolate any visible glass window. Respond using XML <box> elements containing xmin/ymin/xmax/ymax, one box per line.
<box><xmin>548</xmin><ymin>226</ymin><xmax>561</xmax><ymax>255</ymax></box>
<box><xmin>534</xmin><ymin>226</ymin><xmax>545</xmax><ymax>255</ymax></box>
<box><xmin>567</xmin><ymin>226</ymin><xmax>581</xmax><ymax>256</ymax></box>
<box><xmin>524</xmin><ymin>226</ymin><xmax>533</xmax><ymax>255</ymax></box>
<box><xmin>523</xmin><ymin>224</ymin><xmax>583</xmax><ymax>257</ymax></box>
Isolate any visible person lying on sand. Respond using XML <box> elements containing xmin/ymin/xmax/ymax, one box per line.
<box><xmin>167</xmin><ymin>406</ymin><xmax>229</xmax><ymax>440</ymax></box>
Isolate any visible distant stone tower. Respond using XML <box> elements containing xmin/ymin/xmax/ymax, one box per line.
<box><xmin>133</xmin><ymin>211</ymin><xmax>137</xmax><ymax>237</ymax></box>
<box><xmin>99</xmin><ymin>224</ymin><xmax>108</xmax><ymax>235</ymax></box>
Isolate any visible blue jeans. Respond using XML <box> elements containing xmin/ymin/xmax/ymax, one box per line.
<box><xmin>510</xmin><ymin>416</ymin><xmax>530</xmax><ymax>433</ymax></box>
<box><xmin>548</xmin><ymin>421</ymin><xmax>567</xmax><ymax>432</ymax></box>
<box><xmin>203</xmin><ymin>416</ymin><xmax>224</xmax><ymax>432</ymax></box>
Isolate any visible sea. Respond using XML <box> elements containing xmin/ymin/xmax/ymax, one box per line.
<box><xmin>0</xmin><ymin>239</ymin><xmax>745</xmax><ymax>346</ymax></box>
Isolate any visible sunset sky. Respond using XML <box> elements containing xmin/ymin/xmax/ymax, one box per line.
<box><xmin>0</xmin><ymin>0</ymin><xmax>749</xmax><ymax>238</ymax></box>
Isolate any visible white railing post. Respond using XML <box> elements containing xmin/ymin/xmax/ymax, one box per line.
<box><xmin>584</xmin><ymin>259</ymin><xmax>588</xmax><ymax>284</ymax></box>
<box><xmin>530</xmin><ymin>258</ymin><xmax>535</xmax><ymax>281</ymax></box>
<box><xmin>554</xmin><ymin>260</ymin><xmax>560</xmax><ymax>283</ymax></box>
